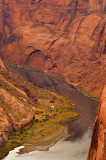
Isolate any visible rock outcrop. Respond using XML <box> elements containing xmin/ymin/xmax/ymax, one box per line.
<box><xmin>0</xmin><ymin>58</ymin><xmax>9</xmax><ymax>71</ymax></box>
<box><xmin>88</xmin><ymin>85</ymin><xmax>106</xmax><ymax>160</ymax></box>
<box><xmin>0</xmin><ymin>59</ymin><xmax>79</xmax><ymax>159</ymax></box>
<box><xmin>0</xmin><ymin>59</ymin><xmax>37</xmax><ymax>147</ymax></box>
<box><xmin>0</xmin><ymin>0</ymin><xmax>106</xmax><ymax>97</ymax></box>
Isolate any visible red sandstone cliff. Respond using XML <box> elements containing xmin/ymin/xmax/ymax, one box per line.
<box><xmin>0</xmin><ymin>59</ymin><xmax>37</xmax><ymax>148</ymax></box>
<box><xmin>0</xmin><ymin>0</ymin><xmax>106</xmax><ymax>97</ymax></box>
<box><xmin>88</xmin><ymin>85</ymin><xmax>106</xmax><ymax>160</ymax></box>
<box><xmin>0</xmin><ymin>58</ymin><xmax>79</xmax><ymax>159</ymax></box>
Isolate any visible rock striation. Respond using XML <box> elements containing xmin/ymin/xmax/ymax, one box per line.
<box><xmin>0</xmin><ymin>59</ymin><xmax>37</xmax><ymax>147</ymax></box>
<box><xmin>0</xmin><ymin>58</ymin><xmax>79</xmax><ymax>159</ymax></box>
<box><xmin>0</xmin><ymin>0</ymin><xmax>106</xmax><ymax>97</ymax></box>
<box><xmin>0</xmin><ymin>58</ymin><xmax>8</xmax><ymax>71</ymax></box>
<box><xmin>88</xmin><ymin>85</ymin><xmax>106</xmax><ymax>160</ymax></box>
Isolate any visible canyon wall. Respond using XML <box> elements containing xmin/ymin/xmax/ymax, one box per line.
<box><xmin>0</xmin><ymin>59</ymin><xmax>37</xmax><ymax>148</ymax></box>
<box><xmin>0</xmin><ymin>0</ymin><xmax>106</xmax><ymax>97</ymax></box>
<box><xmin>88</xmin><ymin>85</ymin><xmax>106</xmax><ymax>160</ymax></box>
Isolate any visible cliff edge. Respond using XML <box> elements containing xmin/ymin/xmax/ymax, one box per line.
<box><xmin>88</xmin><ymin>85</ymin><xmax>106</xmax><ymax>160</ymax></box>
<box><xmin>0</xmin><ymin>58</ymin><xmax>37</xmax><ymax>148</ymax></box>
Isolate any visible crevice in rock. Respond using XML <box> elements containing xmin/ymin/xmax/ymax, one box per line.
<box><xmin>103</xmin><ymin>40</ymin><xmax>106</xmax><ymax>54</ymax></box>
<box><xmin>48</xmin><ymin>39</ymin><xmax>59</xmax><ymax>50</ymax></box>
<box><xmin>74</xmin><ymin>16</ymin><xmax>86</xmax><ymax>42</ymax></box>
<box><xmin>90</xmin><ymin>21</ymin><xmax>101</xmax><ymax>41</ymax></box>
<box><xmin>95</xmin><ymin>24</ymin><xmax>105</xmax><ymax>53</ymax></box>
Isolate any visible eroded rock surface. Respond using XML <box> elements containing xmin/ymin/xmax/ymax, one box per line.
<box><xmin>88</xmin><ymin>85</ymin><xmax>106</xmax><ymax>160</ymax></box>
<box><xmin>0</xmin><ymin>0</ymin><xmax>106</xmax><ymax>96</ymax></box>
<box><xmin>0</xmin><ymin>59</ymin><xmax>37</xmax><ymax>147</ymax></box>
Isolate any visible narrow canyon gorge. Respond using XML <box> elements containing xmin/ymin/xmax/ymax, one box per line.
<box><xmin>0</xmin><ymin>0</ymin><xmax>106</xmax><ymax>159</ymax></box>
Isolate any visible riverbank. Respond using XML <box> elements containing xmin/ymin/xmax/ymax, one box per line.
<box><xmin>0</xmin><ymin>61</ymin><xmax>99</xmax><ymax>160</ymax></box>
<box><xmin>19</xmin><ymin>126</ymin><xmax>67</xmax><ymax>154</ymax></box>
<box><xmin>0</xmin><ymin>65</ymin><xmax>79</xmax><ymax>159</ymax></box>
<box><xmin>0</xmin><ymin>124</ymin><xmax>66</xmax><ymax>159</ymax></box>
<box><xmin>0</xmin><ymin>101</ymin><xmax>78</xmax><ymax>160</ymax></box>
<box><xmin>6</xmin><ymin>62</ymin><xmax>100</xmax><ymax>101</ymax></box>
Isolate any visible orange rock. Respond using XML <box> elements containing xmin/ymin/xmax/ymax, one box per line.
<box><xmin>0</xmin><ymin>61</ymin><xmax>37</xmax><ymax>147</ymax></box>
<box><xmin>0</xmin><ymin>0</ymin><xmax>106</xmax><ymax>96</ymax></box>
<box><xmin>88</xmin><ymin>85</ymin><xmax>106</xmax><ymax>160</ymax></box>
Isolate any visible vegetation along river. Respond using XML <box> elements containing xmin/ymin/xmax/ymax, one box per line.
<box><xmin>2</xmin><ymin>66</ymin><xmax>98</xmax><ymax>160</ymax></box>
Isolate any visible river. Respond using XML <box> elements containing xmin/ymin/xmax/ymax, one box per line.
<box><xmin>2</xmin><ymin>66</ymin><xmax>98</xmax><ymax>160</ymax></box>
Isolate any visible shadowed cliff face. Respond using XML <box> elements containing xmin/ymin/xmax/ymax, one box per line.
<box><xmin>0</xmin><ymin>0</ymin><xmax>106</xmax><ymax>96</ymax></box>
<box><xmin>88</xmin><ymin>85</ymin><xmax>106</xmax><ymax>160</ymax></box>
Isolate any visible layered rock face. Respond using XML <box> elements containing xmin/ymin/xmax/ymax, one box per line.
<box><xmin>0</xmin><ymin>0</ymin><xmax>106</xmax><ymax>96</ymax></box>
<box><xmin>0</xmin><ymin>59</ymin><xmax>37</xmax><ymax>147</ymax></box>
<box><xmin>88</xmin><ymin>85</ymin><xmax>106</xmax><ymax>160</ymax></box>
